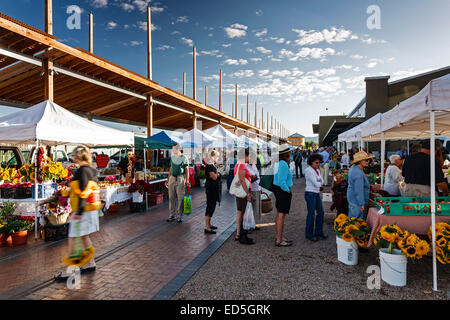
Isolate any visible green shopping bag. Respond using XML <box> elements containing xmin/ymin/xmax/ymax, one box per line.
<box><xmin>184</xmin><ymin>186</ymin><xmax>192</xmax><ymax>215</ymax></box>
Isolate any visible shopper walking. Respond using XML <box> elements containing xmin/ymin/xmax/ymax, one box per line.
<box><xmin>226</xmin><ymin>151</ymin><xmax>238</xmax><ymax>191</ymax></box>
<box><xmin>319</xmin><ymin>147</ymin><xmax>330</xmax><ymax>186</ymax></box>
<box><xmin>57</xmin><ymin>146</ymin><xmax>102</xmax><ymax>280</ymax></box>
<box><xmin>347</xmin><ymin>151</ymin><xmax>373</xmax><ymax>219</ymax></box>
<box><xmin>204</xmin><ymin>150</ymin><xmax>221</xmax><ymax>234</ymax></box>
<box><xmin>294</xmin><ymin>147</ymin><xmax>304</xmax><ymax>179</ymax></box>
<box><xmin>273</xmin><ymin>144</ymin><xmax>294</xmax><ymax>247</ymax></box>
<box><xmin>247</xmin><ymin>152</ymin><xmax>262</xmax><ymax>226</ymax></box>
<box><xmin>233</xmin><ymin>148</ymin><xmax>254</xmax><ymax>245</ymax></box>
<box><xmin>165</xmin><ymin>144</ymin><xmax>189</xmax><ymax>223</ymax></box>
<box><xmin>304</xmin><ymin>153</ymin><xmax>328</xmax><ymax>241</ymax></box>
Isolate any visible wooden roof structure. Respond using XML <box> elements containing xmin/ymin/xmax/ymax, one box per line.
<box><xmin>0</xmin><ymin>11</ymin><xmax>286</xmax><ymax>141</ymax></box>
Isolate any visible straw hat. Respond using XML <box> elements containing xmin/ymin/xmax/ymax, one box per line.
<box><xmin>351</xmin><ymin>151</ymin><xmax>374</xmax><ymax>165</ymax></box>
<box><xmin>278</xmin><ymin>144</ymin><xmax>294</xmax><ymax>155</ymax></box>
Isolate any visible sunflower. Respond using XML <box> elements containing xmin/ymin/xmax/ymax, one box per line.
<box><xmin>48</xmin><ymin>165</ymin><xmax>57</xmax><ymax>174</ymax></box>
<box><xmin>60</xmin><ymin>169</ymin><xmax>69</xmax><ymax>179</ymax></box>
<box><xmin>406</xmin><ymin>234</ymin><xmax>420</xmax><ymax>246</ymax></box>
<box><xmin>436</xmin><ymin>237</ymin><xmax>447</xmax><ymax>248</ymax></box>
<box><xmin>405</xmin><ymin>246</ymin><xmax>417</xmax><ymax>258</ymax></box>
<box><xmin>345</xmin><ymin>225</ymin><xmax>359</xmax><ymax>234</ymax></box>
<box><xmin>381</xmin><ymin>231</ymin><xmax>396</xmax><ymax>243</ymax></box>
<box><xmin>356</xmin><ymin>239</ymin><xmax>367</xmax><ymax>247</ymax></box>
<box><xmin>342</xmin><ymin>233</ymin><xmax>354</xmax><ymax>242</ymax></box>
<box><xmin>415</xmin><ymin>241</ymin><xmax>430</xmax><ymax>256</ymax></box>
<box><xmin>436</xmin><ymin>253</ymin><xmax>447</xmax><ymax>265</ymax></box>
<box><xmin>392</xmin><ymin>225</ymin><xmax>403</xmax><ymax>234</ymax></box>
<box><xmin>335</xmin><ymin>214</ymin><xmax>348</xmax><ymax>225</ymax></box>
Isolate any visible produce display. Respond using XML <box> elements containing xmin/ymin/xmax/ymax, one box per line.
<box><xmin>375</xmin><ymin>196</ymin><xmax>450</xmax><ymax>215</ymax></box>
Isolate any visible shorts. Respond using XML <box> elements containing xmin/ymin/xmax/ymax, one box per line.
<box><xmin>236</xmin><ymin>196</ymin><xmax>248</xmax><ymax>213</ymax></box>
<box><xmin>273</xmin><ymin>185</ymin><xmax>292</xmax><ymax>214</ymax></box>
<box><xmin>68</xmin><ymin>210</ymin><xmax>100</xmax><ymax>237</ymax></box>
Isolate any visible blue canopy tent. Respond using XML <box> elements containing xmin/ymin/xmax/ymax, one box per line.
<box><xmin>145</xmin><ymin>131</ymin><xmax>178</xmax><ymax>149</ymax></box>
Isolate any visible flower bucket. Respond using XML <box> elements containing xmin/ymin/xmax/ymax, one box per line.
<box><xmin>0</xmin><ymin>233</ymin><xmax>12</xmax><ymax>247</ymax></box>
<box><xmin>336</xmin><ymin>236</ymin><xmax>358</xmax><ymax>265</ymax></box>
<box><xmin>11</xmin><ymin>231</ymin><xmax>28</xmax><ymax>246</ymax></box>
<box><xmin>379</xmin><ymin>248</ymin><xmax>407</xmax><ymax>286</ymax></box>
<box><xmin>47</xmin><ymin>212</ymin><xmax>70</xmax><ymax>226</ymax></box>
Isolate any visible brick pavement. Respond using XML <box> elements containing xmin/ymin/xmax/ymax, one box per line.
<box><xmin>0</xmin><ymin>181</ymin><xmax>238</xmax><ymax>300</ymax></box>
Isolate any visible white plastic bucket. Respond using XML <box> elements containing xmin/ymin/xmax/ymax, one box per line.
<box><xmin>379</xmin><ymin>248</ymin><xmax>407</xmax><ymax>286</ymax></box>
<box><xmin>132</xmin><ymin>191</ymin><xmax>143</xmax><ymax>203</ymax></box>
<box><xmin>336</xmin><ymin>236</ymin><xmax>358</xmax><ymax>265</ymax></box>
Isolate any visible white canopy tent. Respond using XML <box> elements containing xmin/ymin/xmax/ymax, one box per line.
<box><xmin>0</xmin><ymin>100</ymin><xmax>135</xmax><ymax>239</ymax></box>
<box><xmin>0</xmin><ymin>100</ymin><xmax>134</xmax><ymax>147</ymax></box>
<box><xmin>339</xmin><ymin>73</ymin><xmax>450</xmax><ymax>292</ymax></box>
<box><xmin>204</xmin><ymin>124</ymin><xmax>240</xmax><ymax>148</ymax></box>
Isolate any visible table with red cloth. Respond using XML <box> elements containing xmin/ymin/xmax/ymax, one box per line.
<box><xmin>366</xmin><ymin>207</ymin><xmax>450</xmax><ymax>247</ymax></box>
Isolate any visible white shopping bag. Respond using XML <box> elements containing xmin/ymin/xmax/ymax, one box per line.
<box><xmin>242</xmin><ymin>201</ymin><xmax>256</xmax><ymax>230</ymax></box>
<box><xmin>322</xmin><ymin>193</ymin><xmax>333</xmax><ymax>202</ymax></box>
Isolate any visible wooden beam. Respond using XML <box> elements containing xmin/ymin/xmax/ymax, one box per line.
<box><xmin>87</xmin><ymin>96</ymin><xmax>141</xmax><ymax>115</ymax></box>
<box><xmin>193</xmin><ymin>110</ymin><xmax>197</xmax><ymax>129</ymax></box>
<box><xmin>192</xmin><ymin>47</ymin><xmax>196</xmax><ymax>100</ymax></box>
<box><xmin>89</xmin><ymin>13</ymin><xmax>93</xmax><ymax>53</ymax></box>
<box><xmin>153</xmin><ymin>111</ymin><xmax>186</xmax><ymax>125</ymax></box>
<box><xmin>147</xmin><ymin>7</ymin><xmax>152</xmax><ymax>80</ymax></box>
<box><xmin>45</xmin><ymin>0</ymin><xmax>53</xmax><ymax>35</ymax></box>
<box><xmin>219</xmin><ymin>69</ymin><xmax>222</xmax><ymax>112</ymax></box>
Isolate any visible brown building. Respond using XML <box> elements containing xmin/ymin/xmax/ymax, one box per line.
<box><xmin>313</xmin><ymin>66</ymin><xmax>450</xmax><ymax>147</ymax></box>
<box><xmin>288</xmin><ymin>133</ymin><xmax>305</xmax><ymax>147</ymax></box>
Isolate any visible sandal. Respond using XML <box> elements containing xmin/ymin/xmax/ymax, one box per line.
<box><xmin>275</xmin><ymin>240</ymin><xmax>292</xmax><ymax>247</ymax></box>
<box><xmin>235</xmin><ymin>234</ymin><xmax>240</xmax><ymax>241</ymax></box>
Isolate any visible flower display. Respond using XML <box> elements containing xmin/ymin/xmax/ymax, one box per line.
<box><xmin>128</xmin><ymin>180</ymin><xmax>152</xmax><ymax>195</ymax></box>
<box><xmin>333</xmin><ymin>214</ymin><xmax>371</xmax><ymax>247</ymax></box>
<box><xmin>428</xmin><ymin>222</ymin><xmax>450</xmax><ymax>264</ymax></box>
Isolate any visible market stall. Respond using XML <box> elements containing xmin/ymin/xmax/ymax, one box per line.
<box><xmin>0</xmin><ymin>100</ymin><xmax>134</xmax><ymax>240</ymax></box>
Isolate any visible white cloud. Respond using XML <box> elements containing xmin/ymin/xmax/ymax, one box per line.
<box><xmin>137</xmin><ymin>21</ymin><xmax>158</xmax><ymax>31</ymax></box>
<box><xmin>171</xmin><ymin>31</ymin><xmax>181</xmax><ymax>35</ymax></box>
<box><xmin>208</xmin><ymin>33</ymin><xmax>213</xmax><ymax>37</ymax></box>
<box><xmin>292</xmin><ymin>27</ymin><xmax>356</xmax><ymax>46</ymax></box>
<box><xmin>222</xmin><ymin>43</ymin><xmax>232</xmax><ymax>48</ymax></box>
<box><xmin>176</xmin><ymin>16</ymin><xmax>189</xmax><ymax>23</ymax></box>
<box><xmin>200</xmin><ymin>50</ymin><xmax>223</xmax><ymax>58</ymax></box>
<box><xmin>124</xmin><ymin>24</ymin><xmax>130</xmax><ymax>29</ymax></box>
<box><xmin>181</xmin><ymin>37</ymin><xmax>194</xmax><ymax>47</ymax></box>
<box><xmin>157</xmin><ymin>45</ymin><xmax>174</xmax><ymax>50</ymax></box>
<box><xmin>255</xmin><ymin>9</ymin><xmax>263</xmax><ymax>16</ymax></box>
<box><xmin>127</xmin><ymin>41</ymin><xmax>143</xmax><ymax>46</ymax></box>
<box><xmin>280</xmin><ymin>47</ymin><xmax>336</xmax><ymax>61</ymax></box>
<box><xmin>224</xmin><ymin>58</ymin><xmax>248</xmax><ymax>66</ymax></box>
<box><xmin>335</xmin><ymin>65</ymin><xmax>353</xmax><ymax>70</ymax></box>
<box><xmin>307</xmin><ymin>68</ymin><xmax>336</xmax><ymax>77</ymax></box>
<box><xmin>256</xmin><ymin>46</ymin><xmax>272</xmax><ymax>54</ymax></box>
<box><xmin>250</xmin><ymin>58</ymin><xmax>262</xmax><ymax>62</ymax></box>
<box><xmin>107</xmin><ymin>21</ymin><xmax>118</xmax><ymax>30</ymax></box>
<box><xmin>120</xmin><ymin>3</ymin><xmax>134</xmax><ymax>11</ymax></box>
<box><xmin>224</xmin><ymin>23</ymin><xmax>248</xmax><ymax>38</ymax></box>
<box><xmin>200</xmin><ymin>74</ymin><xmax>220</xmax><ymax>83</ymax></box>
<box><xmin>350</xmin><ymin>54</ymin><xmax>364</xmax><ymax>60</ymax></box>
<box><xmin>390</xmin><ymin>68</ymin><xmax>434</xmax><ymax>81</ymax></box>
<box><xmin>230</xmin><ymin>70</ymin><xmax>255</xmax><ymax>78</ymax></box>
<box><xmin>361</xmin><ymin>36</ymin><xmax>387</xmax><ymax>44</ymax></box>
<box><xmin>367</xmin><ymin>58</ymin><xmax>384</xmax><ymax>68</ymax></box>
<box><xmin>272</xmin><ymin>70</ymin><xmax>291</xmax><ymax>77</ymax></box>
<box><xmin>255</xmin><ymin>28</ymin><xmax>268</xmax><ymax>37</ymax></box>
<box><xmin>91</xmin><ymin>0</ymin><xmax>108</xmax><ymax>8</ymax></box>
<box><xmin>270</xmin><ymin>37</ymin><xmax>285</xmax><ymax>44</ymax></box>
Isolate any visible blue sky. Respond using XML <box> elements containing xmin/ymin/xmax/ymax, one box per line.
<box><xmin>2</xmin><ymin>0</ymin><xmax>450</xmax><ymax>136</ymax></box>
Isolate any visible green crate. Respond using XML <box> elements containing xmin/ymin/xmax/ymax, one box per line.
<box><xmin>374</xmin><ymin>196</ymin><xmax>450</xmax><ymax>215</ymax></box>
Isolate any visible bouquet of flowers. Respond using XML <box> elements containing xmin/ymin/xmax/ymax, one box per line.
<box><xmin>128</xmin><ymin>180</ymin><xmax>151</xmax><ymax>195</ymax></box>
<box><xmin>375</xmin><ymin>224</ymin><xmax>429</xmax><ymax>260</ymax></box>
<box><xmin>42</xmin><ymin>161</ymin><xmax>69</xmax><ymax>182</ymax></box>
<box><xmin>333</xmin><ymin>214</ymin><xmax>371</xmax><ymax>247</ymax></box>
<box><xmin>0</xmin><ymin>167</ymin><xmax>21</xmax><ymax>184</ymax></box>
<box><xmin>104</xmin><ymin>176</ymin><xmax>117</xmax><ymax>183</ymax></box>
<box><xmin>428</xmin><ymin>222</ymin><xmax>450</xmax><ymax>264</ymax></box>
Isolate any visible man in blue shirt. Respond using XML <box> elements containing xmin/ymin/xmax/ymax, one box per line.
<box><xmin>396</xmin><ymin>147</ymin><xmax>407</xmax><ymax>159</ymax></box>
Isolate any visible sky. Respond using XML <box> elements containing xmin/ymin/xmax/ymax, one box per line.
<box><xmin>1</xmin><ymin>0</ymin><xmax>450</xmax><ymax>137</ymax></box>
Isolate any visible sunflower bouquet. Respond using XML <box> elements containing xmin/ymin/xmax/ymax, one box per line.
<box><xmin>397</xmin><ymin>232</ymin><xmax>430</xmax><ymax>260</ymax></box>
<box><xmin>42</xmin><ymin>161</ymin><xmax>69</xmax><ymax>182</ymax></box>
<box><xmin>333</xmin><ymin>214</ymin><xmax>371</xmax><ymax>247</ymax></box>
<box><xmin>374</xmin><ymin>224</ymin><xmax>406</xmax><ymax>253</ymax></box>
<box><xmin>428</xmin><ymin>222</ymin><xmax>450</xmax><ymax>264</ymax></box>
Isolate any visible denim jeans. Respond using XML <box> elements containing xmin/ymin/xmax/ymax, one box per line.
<box><xmin>304</xmin><ymin>191</ymin><xmax>325</xmax><ymax>239</ymax></box>
<box><xmin>348</xmin><ymin>202</ymin><xmax>365</xmax><ymax>219</ymax></box>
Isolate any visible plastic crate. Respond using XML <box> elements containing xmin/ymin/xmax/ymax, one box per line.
<box><xmin>44</xmin><ymin>223</ymin><xmax>69</xmax><ymax>242</ymax></box>
<box><xmin>148</xmin><ymin>192</ymin><xmax>164</xmax><ymax>206</ymax></box>
<box><xmin>374</xmin><ymin>196</ymin><xmax>450</xmax><ymax>215</ymax></box>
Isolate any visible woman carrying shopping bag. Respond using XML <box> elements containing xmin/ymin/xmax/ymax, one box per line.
<box><xmin>204</xmin><ymin>150</ymin><xmax>221</xmax><ymax>234</ymax></box>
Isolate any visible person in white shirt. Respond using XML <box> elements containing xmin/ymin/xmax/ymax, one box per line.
<box><xmin>304</xmin><ymin>153</ymin><xmax>327</xmax><ymax>242</ymax></box>
<box><xmin>341</xmin><ymin>150</ymin><xmax>350</xmax><ymax>169</ymax></box>
<box><xmin>246</xmin><ymin>153</ymin><xmax>262</xmax><ymax>226</ymax></box>
<box><xmin>383</xmin><ymin>154</ymin><xmax>404</xmax><ymax>196</ymax></box>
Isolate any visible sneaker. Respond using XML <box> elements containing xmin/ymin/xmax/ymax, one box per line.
<box><xmin>81</xmin><ymin>258</ymin><xmax>96</xmax><ymax>273</ymax></box>
<box><xmin>177</xmin><ymin>218</ymin><xmax>183</xmax><ymax>223</ymax></box>
<box><xmin>166</xmin><ymin>216</ymin><xmax>175</xmax><ymax>222</ymax></box>
<box><xmin>210</xmin><ymin>225</ymin><xmax>218</xmax><ymax>230</ymax></box>
<box><xmin>204</xmin><ymin>229</ymin><xmax>216</xmax><ymax>234</ymax></box>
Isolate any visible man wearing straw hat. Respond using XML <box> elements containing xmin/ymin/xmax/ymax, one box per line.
<box><xmin>346</xmin><ymin>151</ymin><xmax>374</xmax><ymax>219</ymax></box>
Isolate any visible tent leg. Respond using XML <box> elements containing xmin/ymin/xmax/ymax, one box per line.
<box><xmin>381</xmin><ymin>133</ymin><xmax>385</xmax><ymax>188</ymax></box>
<box><xmin>34</xmin><ymin>139</ymin><xmax>39</xmax><ymax>240</ymax></box>
<box><xmin>430</xmin><ymin>110</ymin><xmax>438</xmax><ymax>292</ymax></box>
<box><xmin>144</xmin><ymin>147</ymin><xmax>148</xmax><ymax>212</ymax></box>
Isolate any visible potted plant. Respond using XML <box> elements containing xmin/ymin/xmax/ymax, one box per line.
<box><xmin>0</xmin><ymin>201</ymin><xmax>16</xmax><ymax>246</ymax></box>
<box><xmin>428</xmin><ymin>222</ymin><xmax>450</xmax><ymax>264</ymax></box>
<box><xmin>2</xmin><ymin>216</ymin><xmax>33</xmax><ymax>246</ymax></box>
<box><xmin>374</xmin><ymin>224</ymin><xmax>429</xmax><ymax>286</ymax></box>
<box><xmin>198</xmin><ymin>169</ymin><xmax>206</xmax><ymax>187</ymax></box>
<box><xmin>333</xmin><ymin>214</ymin><xmax>371</xmax><ymax>266</ymax></box>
